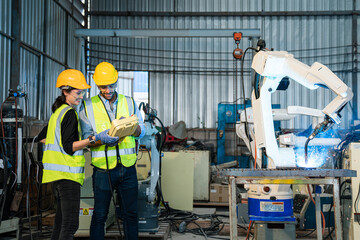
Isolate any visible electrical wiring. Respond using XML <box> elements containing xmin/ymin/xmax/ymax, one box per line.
<box><xmin>21</xmin><ymin>93</ymin><xmax>34</xmax><ymax>240</ymax></box>
<box><xmin>88</xmin><ymin>42</ymin><xmax>353</xmax><ymax>60</ymax></box>
<box><xmin>240</xmin><ymin>46</ymin><xmax>258</xmax><ymax>168</ymax></box>
<box><xmin>0</xmin><ymin>140</ymin><xmax>9</xmax><ymax>222</ymax></box>
<box><xmin>0</xmin><ymin>96</ymin><xmax>14</xmax><ymax>223</ymax></box>
<box><xmin>0</xmin><ymin>96</ymin><xmax>10</xmax><ymax>139</ymax></box>
<box><xmin>89</xmin><ymin>53</ymin><xmax>354</xmax><ymax>71</ymax></box>
<box><xmin>9</xmin><ymin>171</ymin><xmax>17</xmax><ymax>191</ymax></box>
<box><xmin>187</xmin><ymin>221</ymin><xmax>208</xmax><ymax>239</ymax></box>
<box><xmin>89</xmin><ymin>55</ymin><xmax>254</xmax><ymax>72</ymax></box>
<box><xmin>15</xmin><ymin>97</ymin><xmax>18</xmax><ymax>175</ymax></box>
<box><xmin>90</xmin><ymin>40</ymin><xmax>252</xmax><ymax>54</ymax></box>
<box><xmin>35</xmin><ymin>184</ymin><xmax>55</xmax><ymax>213</ymax></box>
<box><xmin>30</xmin><ymin>135</ymin><xmax>37</xmax><ymax>153</ymax></box>
<box><xmin>297</xmin><ymin>229</ymin><xmax>316</xmax><ymax>238</ymax></box>
<box><xmin>324</xmin><ymin>203</ymin><xmax>334</xmax><ymax>240</ymax></box>
<box><xmin>354</xmin><ymin>183</ymin><xmax>360</xmax><ymax>224</ymax></box>
<box><xmin>218</xmin><ymin>97</ymin><xmax>250</xmax><ymax>105</ymax></box>
<box><xmin>90</xmin><ymin>48</ymin><xmax>250</xmax><ymax>62</ymax></box>
<box><xmin>136</xmin><ymin>149</ymin><xmax>144</xmax><ymax>161</ymax></box>
<box><xmin>90</xmin><ymin>48</ymin><xmax>354</xmax><ymax>64</ymax></box>
<box><xmin>245</xmin><ymin>220</ymin><xmax>254</xmax><ymax>240</ymax></box>
<box><xmin>160</xmin><ymin>210</ymin><xmax>227</xmax><ymax>238</ymax></box>
<box><xmin>89</xmin><ymin>40</ymin><xmax>353</xmax><ymax>54</ymax></box>
<box><xmin>307</xmin><ymin>184</ymin><xmax>326</xmax><ymax>236</ymax></box>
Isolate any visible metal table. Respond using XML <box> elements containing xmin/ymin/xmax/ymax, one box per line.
<box><xmin>220</xmin><ymin>169</ymin><xmax>357</xmax><ymax>240</ymax></box>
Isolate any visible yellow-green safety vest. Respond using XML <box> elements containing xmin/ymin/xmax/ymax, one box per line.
<box><xmin>84</xmin><ymin>94</ymin><xmax>136</xmax><ymax>169</ymax></box>
<box><xmin>42</xmin><ymin>104</ymin><xmax>85</xmax><ymax>185</ymax></box>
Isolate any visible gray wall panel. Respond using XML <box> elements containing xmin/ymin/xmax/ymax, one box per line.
<box><xmin>0</xmin><ymin>0</ymin><xmax>84</xmax><ymax>123</ymax></box>
<box><xmin>149</xmin><ymin>72</ymin><xmax>174</xmax><ymax>126</ymax></box>
<box><xmin>43</xmin><ymin>58</ymin><xmax>65</xmax><ymax>120</ymax></box>
<box><xmin>46</xmin><ymin>0</ymin><xmax>66</xmax><ymax>63</ymax></box>
<box><xmin>0</xmin><ymin>36</ymin><xmax>11</xmax><ymax>104</ymax></box>
<box><xmin>0</xmin><ymin>0</ymin><xmax>11</xmax><ymax>105</ymax></box>
<box><xmin>264</xmin><ymin>0</ymin><xmax>353</xmax><ymax>11</ymax></box>
<box><xmin>90</xmin><ymin>0</ymin><xmax>174</xmax><ymax>12</ymax></box>
<box><xmin>178</xmin><ymin>0</ymin><xmax>261</xmax><ymax>12</ymax></box>
<box><xmin>68</xmin><ymin>17</ymin><xmax>82</xmax><ymax>68</ymax></box>
<box><xmin>19</xmin><ymin>48</ymin><xmax>40</xmax><ymax>118</ymax></box>
<box><xmin>21</xmin><ymin>0</ymin><xmax>44</xmax><ymax>50</ymax></box>
<box><xmin>0</xmin><ymin>0</ymin><xmax>11</xmax><ymax>34</ymax></box>
<box><xmin>87</xmin><ymin>1</ymin><xmax>358</xmax><ymax>129</ymax></box>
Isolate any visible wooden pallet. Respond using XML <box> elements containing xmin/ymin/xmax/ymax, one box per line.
<box><xmin>105</xmin><ymin>222</ymin><xmax>170</xmax><ymax>239</ymax></box>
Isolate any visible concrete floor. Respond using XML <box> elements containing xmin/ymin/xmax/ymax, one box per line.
<box><xmin>169</xmin><ymin>231</ymin><xmax>319</xmax><ymax>240</ymax></box>
<box><xmin>0</xmin><ymin>227</ymin><xmax>324</xmax><ymax>240</ymax></box>
<box><xmin>0</xmin><ymin>206</ymin><xmax>325</xmax><ymax>240</ymax></box>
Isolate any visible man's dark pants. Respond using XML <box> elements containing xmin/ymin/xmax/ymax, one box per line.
<box><xmin>90</xmin><ymin>164</ymin><xmax>138</xmax><ymax>240</ymax></box>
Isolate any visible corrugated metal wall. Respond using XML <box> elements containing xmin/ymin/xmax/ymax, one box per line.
<box><xmin>68</xmin><ymin>17</ymin><xmax>83</xmax><ymax>68</ymax></box>
<box><xmin>0</xmin><ymin>0</ymin><xmax>85</xmax><ymax>122</ymax></box>
<box><xmin>88</xmin><ymin>0</ymin><xmax>359</xmax><ymax>130</ymax></box>
<box><xmin>43</xmin><ymin>59</ymin><xmax>65</xmax><ymax>119</ymax></box>
<box><xmin>21</xmin><ymin>0</ymin><xmax>44</xmax><ymax>50</ymax></box>
<box><xmin>19</xmin><ymin>48</ymin><xmax>40</xmax><ymax>118</ymax></box>
<box><xmin>46</xmin><ymin>0</ymin><xmax>66</xmax><ymax>63</ymax></box>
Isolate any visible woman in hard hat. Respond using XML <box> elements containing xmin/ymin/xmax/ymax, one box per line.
<box><xmin>39</xmin><ymin>69</ymin><xmax>119</xmax><ymax>239</ymax></box>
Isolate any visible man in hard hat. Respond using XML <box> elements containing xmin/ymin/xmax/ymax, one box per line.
<box><xmin>79</xmin><ymin>62</ymin><xmax>145</xmax><ymax>239</ymax></box>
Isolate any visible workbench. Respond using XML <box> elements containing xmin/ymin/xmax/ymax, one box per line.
<box><xmin>220</xmin><ymin>169</ymin><xmax>357</xmax><ymax>240</ymax></box>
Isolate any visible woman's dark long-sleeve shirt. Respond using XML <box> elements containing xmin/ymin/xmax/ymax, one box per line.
<box><xmin>38</xmin><ymin>108</ymin><xmax>79</xmax><ymax>156</ymax></box>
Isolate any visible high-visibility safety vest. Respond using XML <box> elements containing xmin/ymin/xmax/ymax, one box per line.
<box><xmin>84</xmin><ymin>94</ymin><xmax>136</xmax><ymax>169</ymax></box>
<box><xmin>42</xmin><ymin>104</ymin><xmax>85</xmax><ymax>185</ymax></box>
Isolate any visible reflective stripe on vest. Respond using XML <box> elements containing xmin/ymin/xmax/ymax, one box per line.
<box><xmin>42</xmin><ymin>104</ymin><xmax>85</xmax><ymax>185</ymax></box>
<box><xmin>84</xmin><ymin>94</ymin><xmax>137</xmax><ymax>169</ymax></box>
<box><xmin>43</xmin><ymin>163</ymin><xmax>85</xmax><ymax>174</ymax></box>
<box><xmin>45</xmin><ymin>143</ymin><xmax>84</xmax><ymax>156</ymax></box>
<box><xmin>125</xmin><ymin>96</ymin><xmax>134</xmax><ymax>116</ymax></box>
<box><xmin>91</xmin><ymin>147</ymin><xmax>136</xmax><ymax>158</ymax></box>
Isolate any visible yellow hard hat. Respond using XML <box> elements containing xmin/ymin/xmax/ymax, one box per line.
<box><xmin>93</xmin><ymin>62</ymin><xmax>118</xmax><ymax>86</ymax></box>
<box><xmin>56</xmin><ymin>69</ymin><xmax>91</xmax><ymax>89</ymax></box>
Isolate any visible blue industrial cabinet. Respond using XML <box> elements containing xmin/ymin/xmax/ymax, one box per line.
<box><xmin>216</xmin><ymin>102</ymin><xmax>280</xmax><ymax>167</ymax></box>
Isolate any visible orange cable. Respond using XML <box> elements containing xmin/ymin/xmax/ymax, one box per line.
<box><xmin>245</xmin><ymin>220</ymin><xmax>252</xmax><ymax>240</ymax></box>
<box><xmin>307</xmin><ymin>184</ymin><xmax>325</xmax><ymax>235</ymax></box>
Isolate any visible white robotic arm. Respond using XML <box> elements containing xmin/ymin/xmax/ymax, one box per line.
<box><xmin>252</xmin><ymin>50</ymin><xmax>353</xmax><ymax>124</ymax></box>
<box><xmin>250</xmin><ymin>50</ymin><xmax>353</xmax><ymax>168</ymax></box>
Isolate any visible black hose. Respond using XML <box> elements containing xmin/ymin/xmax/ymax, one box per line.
<box><xmin>0</xmin><ymin>138</ymin><xmax>8</xmax><ymax>223</ymax></box>
<box><xmin>305</xmin><ymin>137</ymin><xmax>311</xmax><ymax>165</ymax></box>
<box><xmin>151</xmin><ymin>115</ymin><xmax>166</xmax><ymax>153</ymax></box>
<box><xmin>241</xmin><ymin>46</ymin><xmax>259</xmax><ymax>167</ymax></box>
<box><xmin>0</xmin><ymin>96</ymin><xmax>13</xmax><ymax>223</ymax></box>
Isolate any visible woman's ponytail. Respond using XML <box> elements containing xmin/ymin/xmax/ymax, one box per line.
<box><xmin>51</xmin><ymin>89</ymin><xmax>71</xmax><ymax>112</ymax></box>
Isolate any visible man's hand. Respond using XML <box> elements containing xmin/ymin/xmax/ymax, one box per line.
<box><xmin>95</xmin><ymin>129</ymin><xmax>119</xmax><ymax>146</ymax></box>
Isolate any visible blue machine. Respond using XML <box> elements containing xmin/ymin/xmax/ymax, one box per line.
<box><xmin>216</xmin><ymin>102</ymin><xmax>280</xmax><ymax>167</ymax></box>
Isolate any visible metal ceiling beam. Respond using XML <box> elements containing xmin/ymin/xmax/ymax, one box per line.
<box><xmin>74</xmin><ymin>29</ymin><xmax>261</xmax><ymax>38</ymax></box>
<box><xmin>88</xmin><ymin>10</ymin><xmax>359</xmax><ymax>17</ymax></box>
